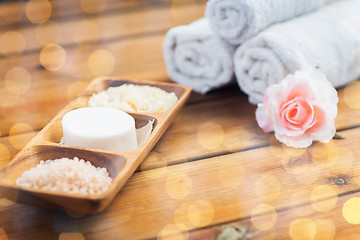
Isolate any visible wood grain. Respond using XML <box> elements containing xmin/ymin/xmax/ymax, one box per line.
<box><xmin>1</xmin><ymin>0</ymin><xmax>360</xmax><ymax>239</ymax></box>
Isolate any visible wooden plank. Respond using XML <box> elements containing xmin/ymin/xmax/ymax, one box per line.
<box><xmin>0</xmin><ymin>0</ymin><xmax>205</xmax><ymax>28</ymax></box>
<box><xmin>1</xmin><ymin>127</ymin><xmax>360</xmax><ymax>239</ymax></box>
<box><xmin>188</xmin><ymin>191</ymin><xmax>360</xmax><ymax>239</ymax></box>
<box><xmin>0</xmin><ymin>2</ymin><xmax>206</xmax><ymax>56</ymax></box>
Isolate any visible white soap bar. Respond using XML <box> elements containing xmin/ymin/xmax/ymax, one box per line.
<box><xmin>61</xmin><ymin>107</ymin><xmax>137</xmax><ymax>152</ymax></box>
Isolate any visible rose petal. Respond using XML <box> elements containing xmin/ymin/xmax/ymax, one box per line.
<box><xmin>275</xmin><ymin>132</ymin><xmax>313</xmax><ymax>148</ymax></box>
<box><xmin>286</xmin><ymin>80</ymin><xmax>314</xmax><ymax>102</ymax></box>
<box><xmin>256</xmin><ymin>104</ymin><xmax>273</xmax><ymax>132</ymax></box>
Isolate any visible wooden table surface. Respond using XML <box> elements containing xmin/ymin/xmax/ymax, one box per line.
<box><xmin>1</xmin><ymin>0</ymin><xmax>360</xmax><ymax>239</ymax></box>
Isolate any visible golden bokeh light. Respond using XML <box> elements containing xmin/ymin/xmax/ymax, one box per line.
<box><xmin>80</xmin><ymin>0</ymin><xmax>108</xmax><ymax>14</ymax></box>
<box><xmin>282</xmin><ymin>144</ymin><xmax>307</xmax><ymax>158</ymax></box>
<box><xmin>157</xmin><ymin>223</ymin><xmax>188</xmax><ymax>240</ymax></box>
<box><xmin>196</xmin><ymin>121</ymin><xmax>225</xmax><ymax>150</ymax></box>
<box><xmin>87</xmin><ymin>49</ymin><xmax>115</xmax><ymax>76</ymax></box>
<box><xmin>289</xmin><ymin>218</ymin><xmax>316</xmax><ymax>240</ymax></box>
<box><xmin>0</xmin><ymin>228</ymin><xmax>8</xmax><ymax>240</ymax></box>
<box><xmin>140</xmin><ymin>152</ymin><xmax>168</xmax><ymax>179</ymax></box>
<box><xmin>4</xmin><ymin>67</ymin><xmax>32</xmax><ymax>95</ymax></box>
<box><xmin>326</xmin><ymin>146</ymin><xmax>354</xmax><ymax>175</ymax></box>
<box><xmin>295</xmin><ymin>168</ymin><xmax>321</xmax><ymax>185</ymax></box>
<box><xmin>343</xmin><ymin>197</ymin><xmax>360</xmax><ymax>224</ymax></box>
<box><xmin>223</xmin><ymin>126</ymin><xmax>250</xmax><ymax>152</ymax></box>
<box><xmin>313</xmin><ymin>219</ymin><xmax>335</xmax><ymax>240</ymax></box>
<box><xmin>0</xmin><ymin>1</ymin><xmax>25</xmax><ymax>23</ymax></box>
<box><xmin>310</xmin><ymin>142</ymin><xmax>338</xmax><ymax>168</ymax></box>
<box><xmin>9</xmin><ymin>123</ymin><xmax>35</xmax><ymax>150</ymax></box>
<box><xmin>0</xmin><ymin>31</ymin><xmax>25</xmax><ymax>58</ymax></box>
<box><xmin>218</xmin><ymin>161</ymin><xmax>243</xmax><ymax>189</ymax></box>
<box><xmin>40</xmin><ymin>44</ymin><xmax>67</xmax><ymax>71</ymax></box>
<box><xmin>35</xmin><ymin>20</ymin><xmax>62</xmax><ymax>46</ymax></box>
<box><xmin>251</xmin><ymin>203</ymin><xmax>278</xmax><ymax>231</ymax></box>
<box><xmin>343</xmin><ymin>81</ymin><xmax>360</xmax><ymax>109</ymax></box>
<box><xmin>0</xmin><ymin>144</ymin><xmax>11</xmax><ymax>170</ymax></box>
<box><xmin>290</xmin><ymin>189</ymin><xmax>314</xmax><ymax>216</ymax></box>
<box><xmin>73</xmin><ymin>20</ymin><xmax>100</xmax><ymax>45</ymax></box>
<box><xmin>255</xmin><ymin>174</ymin><xmax>282</xmax><ymax>202</ymax></box>
<box><xmin>174</xmin><ymin>200</ymin><xmax>214</xmax><ymax>229</ymax></box>
<box><xmin>0</xmin><ymin>91</ymin><xmax>19</xmax><ymax>108</ymax></box>
<box><xmin>269</xmin><ymin>135</ymin><xmax>306</xmax><ymax>160</ymax></box>
<box><xmin>310</xmin><ymin>185</ymin><xmax>338</xmax><ymax>213</ymax></box>
<box><xmin>351</xmin><ymin>48</ymin><xmax>360</xmax><ymax>73</ymax></box>
<box><xmin>59</xmin><ymin>233</ymin><xmax>85</xmax><ymax>240</ymax></box>
<box><xmin>25</xmin><ymin>0</ymin><xmax>52</xmax><ymax>24</ymax></box>
<box><xmin>66</xmin><ymin>81</ymin><xmax>89</xmax><ymax>101</ymax></box>
<box><xmin>165</xmin><ymin>172</ymin><xmax>192</xmax><ymax>200</ymax></box>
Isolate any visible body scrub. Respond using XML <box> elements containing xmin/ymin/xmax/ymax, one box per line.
<box><xmin>88</xmin><ymin>84</ymin><xmax>178</xmax><ymax>113</ymax></box>
<box><xmin>62</xmin><ymin>107</ymin><xmax>137</xmax><ymax>152</ymax></box>
<box><xmin>16</xmin><ymin>157</ymin><xmax>112</xmax><ymax>195</ymax></box>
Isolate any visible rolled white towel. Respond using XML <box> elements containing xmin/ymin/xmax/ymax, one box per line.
<box><xmin>234</xmin><ymin>0</ymin><xmax>360</xmax><ymax>104</ymax></box>
<box><xmin>205</xmin><ymin>0</ymin><xmax>328</xmax><ymax>45</ymax></box>
<box><xmin>163</xmin><ymin>18</ymin><xmax>236</xmax><ymax>94</ymax></box>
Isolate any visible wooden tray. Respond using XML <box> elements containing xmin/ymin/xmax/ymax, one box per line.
<box><xmin>0</xmin><ymin>77</ymin><xmax>191</xmax><ymax>214</ymax></box>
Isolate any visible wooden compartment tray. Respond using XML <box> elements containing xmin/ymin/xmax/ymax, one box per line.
<box><xmin>0</xmin><ymin>77</ymin><xmax>191</xmax><ymax>214</ymax></box>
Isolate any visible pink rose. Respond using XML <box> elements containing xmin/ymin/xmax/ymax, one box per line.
<box><xmin>256</xmin><ymin>68</ymin><xmax>338</xmax><ymax>148</ymax></box>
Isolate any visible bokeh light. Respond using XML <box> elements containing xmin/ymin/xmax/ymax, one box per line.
<box><xmin>0</xmin><ymin>91</ymin><xmax>19</xmax><ymax>108</ymax></box>
<box><xmin>157</xmin><ymin>223</ymin><xmax>188</xmax><ymax>240</ymax></box>
<box><xmin>66</xmin><ymin>81</ymin><xmax>89</xmax><ymax>101</ymax></box>
<box><xmin>0</xmin><ymin>228</ymin><xmax>8</xmax><ymax>240</ymax></box>
<box><xmin>313</xmin><ymin>219</ymin><xmax>335</xmax><ymax>240</ymax></box>
<box><xmin>310</xmin><ymin>185</ymin><xmax>338</xmax><ymax>212</ymax></box>
<box><xmin>4</xmin><ymin>67</ymin><xmax>32</xmax><ymax>95</ymax></box>
<box><xmin>0</xmin><ymin>1</ymin><xmax>25</xmax><ymax>23</ymax></box>
<box><xmin>269</xmin><ymin>135</ymin><xmax>307</xmax><ymax>161</ymax></box>
<box><xmin>251</xmin><ymin>203</ymin><xmax>278</xmax><ymax>231</ymax></box>
<box><xmin>58</xmin><ymin>233</ymin><xmax>85</xmax><ymax>240</ymax></box>
<box><xmin>343</xmin><ymin>197</ymin><xmax>360</xmax><ymax>224</ymax></box>
<box><xmin>140</xmin><ymin>152</ymin><xmax>168</xmax><ymax>179</ymax></box>
<box><xmin>255</xmin><ymin>174</ymin><xmax>281</xmax><ymax>202</ymax></box>
<box><xmin>351</xmin><ymin>48</ymin><xmax>360</xmax><ymax>73</ymax></box>
<box><xmin>35</xmin><ymin>20</ymin><xmax>62</xmax><ymax>46</ymax></box>
<box><xmin>343</xmin><ymin>81</ymin><xmax>360</xmax><ymax>109</ymax></box>
<box><xmin>87</xmin><ymin>49</ymin><xmax>115</xmax><ymax>76</ymax></box>
<box><xmin>196</xmin><ymin>121</ymin><xmax>225</xmax><ymax>150</ymax></box>
<box><xmin>73</xmin><ymin>20</ymin><xmax>100</xmax><ymax>45</ymax></box>
<box><xmin>289</xmin><ymin>218</ymin><xmax>316</xmax><ymax>240</ymax></box>
<box><xmin>0</xmin><ymin>31</ymin><xmax>25</xmax><ymax>58</ymax></box>
<box><xmin>290</xmin><ymin>189</ymin><xmax>314</xmax><ymax>216</ymax></box>
<box><xmin>223</xmin><ymin>126</ymin><xmax>250</xmax><ymax>152</ymax></box>
<box><xmin>8</xmin><ymin>123</ymin><xmax>35</xmax><ymax>150</ymax></box>
<box><xmin>25</xmin><ymin>0</ymin><xmax>52</xmax><ymax>24</ymax></box>
<box><xmin>0</xmin><ymin>144</ymin><xmax>11</xmax><ymax>169</ymax></box>
<box><xmin>40</xmin><ymin>44</ymin><xmax>67</xmax><ymax>71</ymax></box>
<box><xmin>80</xmin><ymin>0</ymin><xmax>108</xmax><ymax>14</ymax></box>
<box><xmin>218</xmin><ymin>161</ymin><xmax>243</xmax><ymax>189</ymax></box>
<box><xmin>174</xmin><ymin>200</ymin><xmax>214</xmax><ymax>229</ymax></box>
<box><xmin>165</xmin><ymin>172</ymin><xmax>192</xmax><ymax>200</ymax></box>
<box><xmin>310</xmin><ymin>142</ymin><xmax>338</xmax><ymax>168</ymax></box>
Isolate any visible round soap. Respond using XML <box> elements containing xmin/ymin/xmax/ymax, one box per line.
<box><xmin>62</xmin><ymin>107</ymin><xmax>137</xmax><ymax>152</ymax></box>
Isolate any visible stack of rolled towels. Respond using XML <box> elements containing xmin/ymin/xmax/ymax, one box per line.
<box><xmin>163</xmin><ymin>0</ymin><xmax>360</xmax><ymax>104</ymax></box>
